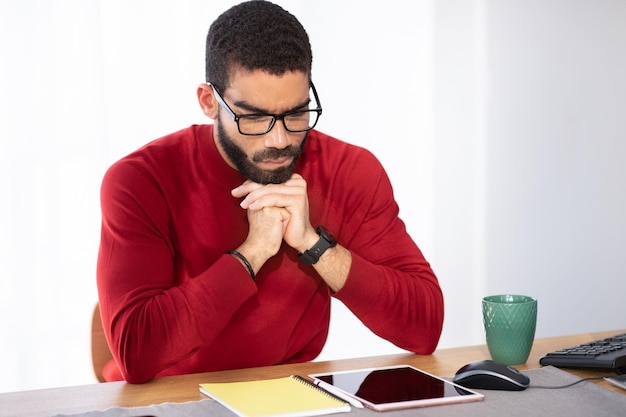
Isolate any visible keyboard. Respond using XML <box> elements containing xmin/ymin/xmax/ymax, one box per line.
<box><xmin>540</xmin><ymin>332</ymin><xmax>626</xmax><ymax>374</ymax></box>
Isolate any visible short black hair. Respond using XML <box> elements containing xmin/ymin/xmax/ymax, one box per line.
<box><xmin>205</xmin><ymin>0</ymin><xmax>312</xmax><ymax>91</ymax></box>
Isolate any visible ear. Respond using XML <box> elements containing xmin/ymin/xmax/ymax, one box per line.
<box><xmin>197</xmin><ymin>83</ymin><xmax>218</xmax><ymax>120</ymax></box>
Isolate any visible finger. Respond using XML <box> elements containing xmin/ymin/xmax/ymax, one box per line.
<box><xmin>231</xmin><ymin>180</ymin><xmax>265</xmax><ymax>198</ymax></box>
<box><xmin>244</xmin><ymin>185</ymin><xmax>306</xmax><ymax>210</ymax></box>
<box><xmin>241</xmin><ymin>176</ymin><xmax>307</xmax><ymax>208</ymax></box>
<box><xmin>276</xmin><ymin>207</ymin><xmax>291</xmax><ymax>223</ymax></box>
<box><xmin>232</xmin><ymin>174</ymin><xmax>304</xmax><ymax>197</ymax></box>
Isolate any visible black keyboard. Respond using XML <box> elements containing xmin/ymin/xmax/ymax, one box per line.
<box><xmin>540</xmin><ymin>332</ymin><xmax>626</xmax><ymax>374</ymax></box>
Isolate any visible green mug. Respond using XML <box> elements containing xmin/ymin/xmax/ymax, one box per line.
<box><xmin>482</xmin><ymin>294</ymin><xmax>537</xmax><ymax>365</ymax></box>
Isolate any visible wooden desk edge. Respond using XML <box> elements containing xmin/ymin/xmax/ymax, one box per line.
<box><xmin>2</xmin><ymin>330</ymin><xmax>624</xmax><ymax>417</ymax></box>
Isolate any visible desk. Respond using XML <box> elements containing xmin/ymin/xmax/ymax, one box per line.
<box><xmin>1</xmin><ymin>330</ymin><xmax>624</xmax><ymax>417</ymax></box>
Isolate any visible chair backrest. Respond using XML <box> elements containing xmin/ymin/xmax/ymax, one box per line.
<box><xmin>91</xmin><ymin>303</ymin><xmax>114</xmax><ymax>383</ymax></box>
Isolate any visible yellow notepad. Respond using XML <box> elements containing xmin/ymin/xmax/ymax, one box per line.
<box><xmin>199</xmin><ymin>375</ymin><xmax>351</xmax><ymax>417</ymax></box>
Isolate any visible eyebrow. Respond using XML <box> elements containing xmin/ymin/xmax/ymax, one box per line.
<box><xmin>231</xmin><ymin>97</ymin><xmax>312</xmax><ymax>115</ymax></box>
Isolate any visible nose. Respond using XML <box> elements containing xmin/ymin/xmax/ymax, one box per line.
<box><xmin>263</xmin><ymin>118</ymin><xmax>291</xmax><ymax>149</ymax></box>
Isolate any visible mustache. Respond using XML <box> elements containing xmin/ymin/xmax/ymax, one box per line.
<box><xmin>252</xmin><ymin>146</ymin><xmax>301</xmax><ymax>162</ymax></box>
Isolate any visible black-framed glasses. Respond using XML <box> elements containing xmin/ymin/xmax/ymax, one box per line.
<box><xmin>210</xmin><ymin>82</ymin><xmax>323</xmax><ymax>136</ymax></box>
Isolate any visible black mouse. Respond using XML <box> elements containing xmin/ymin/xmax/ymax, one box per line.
<box><xmin>453</xmin><ymin>359</ymin><xmax>530</xmax><ymax>391</ymax></box>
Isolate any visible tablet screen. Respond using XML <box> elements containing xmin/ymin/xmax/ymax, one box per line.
<box><xmin>309</xmin><ymin>365</ymin><xmax>483</xmax><ymax>410</ymax></box>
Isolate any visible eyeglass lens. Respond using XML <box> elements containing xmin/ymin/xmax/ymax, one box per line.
<box><xmin>238</xmin><ymin>111</ymin><xmax>319</xmax><ymax>135</ymax></box>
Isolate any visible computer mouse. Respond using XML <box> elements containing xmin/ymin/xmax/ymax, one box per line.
<box><xmin>453</xmin><ymin>359</ymin><xmax>530</xmax><ymax>391</ymax></box>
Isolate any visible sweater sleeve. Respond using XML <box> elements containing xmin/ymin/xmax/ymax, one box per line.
<box><xmin>97</xmin><ymin>159</ymin><xmax>257</xmax><ymax>383</ymax></box>
<box><xmin>331</xmin><ymin>155</ymin><xmax>444</xmax><ymax>355</ymax></box>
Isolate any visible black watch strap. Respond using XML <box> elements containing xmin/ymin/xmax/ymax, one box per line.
<box><xmin>298</xmin><ymin>226</ymin><xmax>337</xmax><ymax>265</ymax></box>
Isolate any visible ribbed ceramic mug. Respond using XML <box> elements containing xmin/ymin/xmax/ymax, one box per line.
<box><xmin>482</xmin><ymin>294</ymin><xmax>537</xmax><ymax>365</ymax></box>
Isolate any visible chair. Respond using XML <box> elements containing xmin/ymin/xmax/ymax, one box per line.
<box><xmin>91</xmin><ymin>303</ymin><xmax>114</xmax><ymax>382</ymax></box>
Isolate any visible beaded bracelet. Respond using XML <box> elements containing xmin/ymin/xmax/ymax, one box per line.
<box><xmin>226</xmin><ymin>250</ymin><xmax>256</xmax><ymax>281</ymax></box>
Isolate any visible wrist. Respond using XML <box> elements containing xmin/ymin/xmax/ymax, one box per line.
<box><xmin>297</xmin><ymin>228</ymin><xmax>322</xmax><ymax>254</ymax></box>
<box><xmin>226</xmin><ymin>250</ymin><xmax>255</xmax><ymax>281</ymax></box>
<box><xmin>236</xmin><ymin>240</ymin><xmax>275</xmax><ymax>272</ymax></box>
<box><xmin>297</xmin><ymin>226</ymin><xmax>338</xmax><ymax>265</ymax></box>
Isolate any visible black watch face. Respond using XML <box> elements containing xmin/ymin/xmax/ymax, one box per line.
<box><xmin>317</xmin><ymin>226</ymin><xmax>337</xmax><ymax>246</ymax></box>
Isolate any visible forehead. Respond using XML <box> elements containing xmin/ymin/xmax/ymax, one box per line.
<box><xmin>225</xmin><ymin>68</ymin><xmax>311</xmax><ymax>113</ymax></box>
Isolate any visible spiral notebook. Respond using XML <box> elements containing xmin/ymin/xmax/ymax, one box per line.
<box><xmin>199</xmin><ymin>375</ymin><xmax>351</xmax><ymax>417</ymax></box>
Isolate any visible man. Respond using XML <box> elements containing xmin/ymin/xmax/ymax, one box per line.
<box><xmin>97</xmin><ymin>0</ymin><xmax>443</xmax><ymax>384</ymax></box>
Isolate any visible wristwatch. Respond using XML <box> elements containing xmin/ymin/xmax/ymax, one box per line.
<box><xmin>298</xmin><ymin>226</ymin><xmax>337</xmax><ymax>265</ymax></box>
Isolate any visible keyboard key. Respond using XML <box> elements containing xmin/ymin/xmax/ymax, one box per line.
<box><xmin>540</xmin><ymin>333</ymin><xmax>626</xmax><ymax>373</ymax></box>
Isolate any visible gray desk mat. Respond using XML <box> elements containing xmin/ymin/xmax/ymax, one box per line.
<box><xmin>55</xmin><ymin>366</ymin><xmax>626</xmax><ymax>417</ymax></box>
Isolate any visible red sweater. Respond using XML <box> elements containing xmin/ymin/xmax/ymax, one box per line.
<box><xmin>97</xmin><ymin>125</ymin><xmax>443</xmax><ymax>383</ymax></box>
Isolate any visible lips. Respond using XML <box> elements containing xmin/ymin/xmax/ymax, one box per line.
<box><xmin>260</xmin><ymin>157</ymin><xmax>293</xmax><ymax>168</ymax></box>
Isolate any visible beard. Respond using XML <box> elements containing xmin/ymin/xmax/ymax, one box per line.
<box><xmin>216</xmin><ymin>119</ymin><xmax>307</xmax><ymax>184</ymax></box>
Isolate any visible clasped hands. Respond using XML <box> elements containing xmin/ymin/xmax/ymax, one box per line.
<box><xmin>231</xmin><ymin>173</ymin><xmax>319</xmax><ymax>275</ymax></box>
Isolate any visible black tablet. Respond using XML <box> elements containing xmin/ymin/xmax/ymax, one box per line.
<box><xmin>309</xmin><ymin>365</ymin><xmax>484</xmax><ymax>411</ymax></box>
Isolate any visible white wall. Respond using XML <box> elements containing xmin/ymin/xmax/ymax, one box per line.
<box><xmin>430</xmin><ymin>0</ymin><xmax>626</xmax><ymax>350</ymax></box>
<box><xmin>482</xmin><ymin>0</ymin><xmax>626</xmax><ymax>335</ymax></box>
<box><xmin>0</xmin><ymin>0</ymin><xmax>624</xmax><ymax>393</ymax></box>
